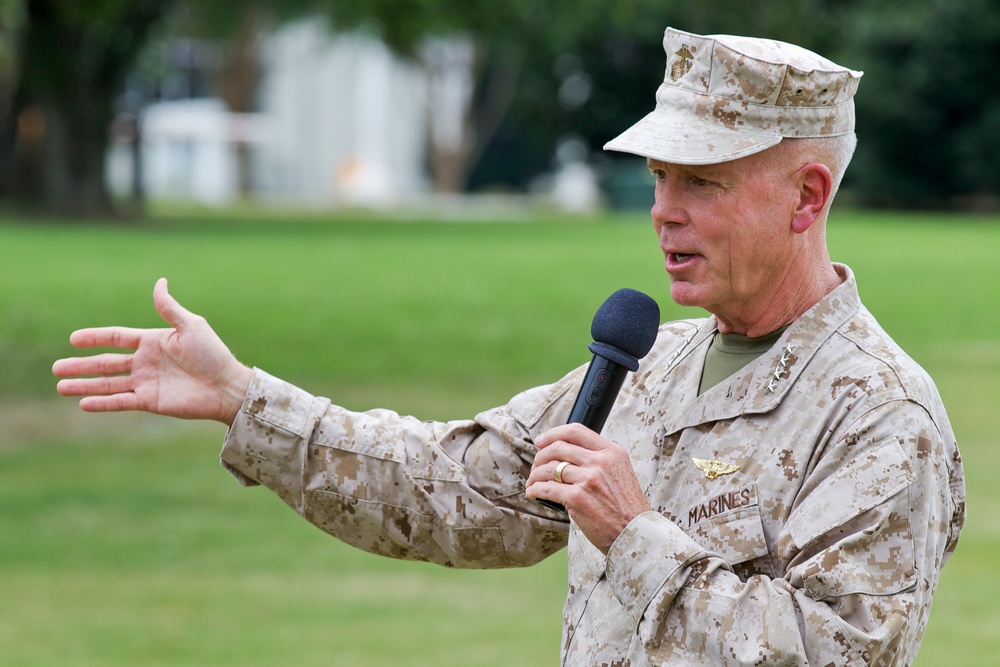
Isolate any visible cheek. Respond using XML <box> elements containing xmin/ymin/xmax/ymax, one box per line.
<box><xmin>721</xmin><ymin>215</ymin><xmax>782</xmax><ymax>283</ymax></box>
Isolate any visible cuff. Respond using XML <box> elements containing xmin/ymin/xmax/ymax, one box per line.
<box><xmin>605</xmin><ymin>511</ymin><xmax>707</xmax><ymax>627</ymax></box>
<box><xmin>219</xmin><ymin>368</ymin><xmax>331</xmax><ymax>492</ymax></box>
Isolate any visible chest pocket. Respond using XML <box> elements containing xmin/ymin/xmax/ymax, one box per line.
<box><xmin>575</xmin><ymin>484</ymin><xmax>772</xmax><ymax>580</ymax></box>
<box><xmin>683</xmin><ymin>483</ymin><xmax>771</xmax><ymax>573</ymax></box>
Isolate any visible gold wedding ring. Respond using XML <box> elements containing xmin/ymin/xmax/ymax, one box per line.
<box><xmin>554</xmin><ymin>461</ymin><xmax>570</xmax><ymax>484</ymax></box>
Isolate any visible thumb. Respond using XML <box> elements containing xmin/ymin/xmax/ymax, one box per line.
<box><xmin>153</xmin><ymin>277</ymin><xmax>197</xmax><ymax>331</ymax></box>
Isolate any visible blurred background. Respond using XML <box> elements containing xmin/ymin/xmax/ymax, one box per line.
<box><xmin>0</xmin><ymin>0</ymin><xmax>997</xmax><ymax>218</ymax></box>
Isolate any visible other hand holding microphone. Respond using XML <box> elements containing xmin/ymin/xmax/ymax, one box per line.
<box><xmin>526</xmin><ymin>422</ymin><xmax>654</xmax><ymax>554</ymax></box>
<box><xmin>525</xmin><ymin>288</ymin><xmax>660</xmax><ymax>553</ymax></box>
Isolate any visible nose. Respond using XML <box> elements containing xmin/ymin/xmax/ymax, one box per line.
<box><xmin>650</xmin><ymin>176</ymin><xmax>687</xmax><ymax>232</ymax></box>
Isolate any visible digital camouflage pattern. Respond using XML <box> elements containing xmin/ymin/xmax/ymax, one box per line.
<box><xmin>221</xmin><ymin>265</ymin><xmax>965</xmax><ymax>666</ymax></box>
<box><xmin>604</xmin><ymin>27</ymin><xmax>864</xmax><ymax>165</ymax></box>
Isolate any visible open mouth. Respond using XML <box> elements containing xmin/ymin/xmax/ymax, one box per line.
<box><xmin>669</xmin><ymin>252</ymin><xmax>698</xmax><ymax>264</ymax></box>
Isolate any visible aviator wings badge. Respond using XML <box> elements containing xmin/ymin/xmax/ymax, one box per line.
<box><xmin>693</xmin><ymin>458</ymin><xmax>740</xmax><ymax>480</ymax></box>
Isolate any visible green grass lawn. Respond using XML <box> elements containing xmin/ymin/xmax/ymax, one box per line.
<box><xmin>1</xmin><ymin>208</ymin><xmax>998</xmax><ymax>665</ymax></box>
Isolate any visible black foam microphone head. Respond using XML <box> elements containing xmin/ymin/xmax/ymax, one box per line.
<box><xmin>588</xmin><ymin>288</ymin><xmax>660</xmax><ymax>371</ymax></box>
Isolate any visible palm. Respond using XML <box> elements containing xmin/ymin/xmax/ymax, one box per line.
<box><xmin>129</xmin><ymin>322</ymin><xmax>232</xmax><ymax>419</ymax></box>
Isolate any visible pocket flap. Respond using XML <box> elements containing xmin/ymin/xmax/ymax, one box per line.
<box><xmin>684</xmin><ymin>484</ymin><xmax>769</xmax><ymax>567</ymax></box>
<box><xmin>788</xmin><ymin>437</ymin><xmax>913</xmax><ymax>549</ymax></box>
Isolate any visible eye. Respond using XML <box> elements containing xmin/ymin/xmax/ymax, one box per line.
<box><xmin>648</xmin><ymin>168</ymin><xmax>666</xmax><ymax>180</ymax></box>
<box><xmin>693</xmin><ymin>177</ymin><xmax>712</xmax><ymax>187</ymax></box>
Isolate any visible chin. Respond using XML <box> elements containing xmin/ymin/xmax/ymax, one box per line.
<box><xmin>668</xmin><ymin>282</ymin><xmax>707</xmax><ymax>309</ymax></box>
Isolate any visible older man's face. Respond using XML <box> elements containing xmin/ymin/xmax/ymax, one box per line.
<box><xmin>648</xmin><ymin>148</ymin><xmax>805</xmax><ymax>333</ymax></box>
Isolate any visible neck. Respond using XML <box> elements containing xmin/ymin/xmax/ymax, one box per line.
<box><xmin>716</xmin><ymin>261</ymin><xmax>842</xmax><ymax>337</ymax></box>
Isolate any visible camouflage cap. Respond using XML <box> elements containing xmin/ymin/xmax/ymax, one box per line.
<box><xmin>604</xmin><ymin>28</ymin><xmax>863</xmax><ymax>165</ymax></box>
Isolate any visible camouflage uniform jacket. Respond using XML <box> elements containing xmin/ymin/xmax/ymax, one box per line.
<box><xmin>221</xmin><ymin>264</ymin><xmax>965</xmax><ymax>666</ymax></box>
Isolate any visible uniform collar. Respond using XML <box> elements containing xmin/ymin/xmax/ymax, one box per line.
<box><xmin>647</xmin><ymin>264</ymin><xmax>861</xmax><ymax>433</ymax></box>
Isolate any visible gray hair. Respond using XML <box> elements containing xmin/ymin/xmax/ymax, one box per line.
<box><xmin>775</xmin><ymin>134</ymin><xmax>857</xmax><ymax>205</ymax></box>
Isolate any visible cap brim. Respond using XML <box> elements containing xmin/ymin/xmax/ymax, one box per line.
<box><xmin>603</xmin><ymin>108</ymin><xmax>783</xmax><ymax>165</ymax></box>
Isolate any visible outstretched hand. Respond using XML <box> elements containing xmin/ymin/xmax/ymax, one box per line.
<box><xmin>52</xmin><ymin>278</ymin><xmax>252</xmax><ymax>425</ymax></box>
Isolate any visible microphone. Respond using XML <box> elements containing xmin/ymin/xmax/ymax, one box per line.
<box><xmin>537</xmin><ymin>288</ymin><xmax>660</xmax><ymax>512</ymax></box>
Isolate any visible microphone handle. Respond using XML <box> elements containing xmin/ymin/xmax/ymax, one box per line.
<box><xmin>567</xmin><ymin>355</ymin><xmax>630</xmax><ymax>432</ymax></box>
<box><xmin>536</xmin><ymin>354</ymin><xmax>629</xmax><ymax>513</ymax></box>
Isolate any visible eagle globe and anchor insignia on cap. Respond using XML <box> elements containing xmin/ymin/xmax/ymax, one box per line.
<box><xmin>669</xmin><ymin>45</ymin><xmax>695</xmax><ymax>81</ymax></box>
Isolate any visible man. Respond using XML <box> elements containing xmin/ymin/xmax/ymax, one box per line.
<box><xmin>54</xmin><ymin>28</ymin><xmax>964</xmax><ymax>666</ymax></box>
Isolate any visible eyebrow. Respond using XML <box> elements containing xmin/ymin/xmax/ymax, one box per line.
<box><xmin>646</xmin><ymin>159</ymin><xmax>726</xmax><ymax>179</ymax></box>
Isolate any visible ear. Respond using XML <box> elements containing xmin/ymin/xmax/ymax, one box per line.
<box><xmin>791</xmin><ymin>163</ymin><xmax>833</xmax><ymax>234</ymax></box>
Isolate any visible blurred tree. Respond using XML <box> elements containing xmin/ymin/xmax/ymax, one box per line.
<box><xmin>0</xmin><ymin>0</ymin><xmax>23</xmax><ymax>125</ymax></box>
<box><xmin>837</xmin><ymin>0</ymin><xmax>1000</xmax><ymax>208</ymax></box>
<box><xmin>0</xmin><ymin>0</ymin><xmax>325</xmax><ymax>215</ymax></box>
<box><xmin>0</xmin><ymin>0</ymin><xmax>176</xmax><ymax>216</ymax></box>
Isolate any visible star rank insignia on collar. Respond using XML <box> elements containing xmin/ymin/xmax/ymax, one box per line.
<box><xmin>693</xmin><ymin>458</ymin><xmax>741</xmax><ymax>480</ymax></box>
<box><xmin>666</xmin><ymin>328</ymin><xmax>699</xmax><ymax>371</ymax></box>
<box><xmin>765</xmin><ymin>343</ymin><xmax>796</xmax><ymax>394</ymax></box>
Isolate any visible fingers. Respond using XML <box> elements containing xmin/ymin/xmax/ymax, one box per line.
<box><xmin>53</xmin><ymin>352</ymin><xmax>133</xmax><ymax>379</ymax></box>
<box><xmin>532</xmin><ymin>424</ymin><xmax>607</xmax><ymax>471</ymax></box>
<box><xmin>67</xmin><ymin>327</ymin><xmax>147</xmax><ymax>350</ymax></box>
<box><xmin>55</xmin><ymin>366</ymin><xmax>147</xmax><ymax>413</ymax></box>
<box><xmin>525</xmin><ymin>461</ymin><xmax>575</xmax><ymax>512</ymax></box>
<box><xmin>55</xmin><ymin>372</ymin><xmax>135</xmax><ymax>398</ymax></box>
<box><xmin>78</xmin><ymin>393</ymin><xmax>146</xmax><ymax>413</ymax></box>
<box><xmin>535</xmin><ymin>423</ymin><xmax>606</xmax><ymax>451</ymax></box>
<box><xmin>528</xmin><ymin>459</ymin><xmax>576</xmax><ymax>487</ymax></box>
<box><xmin>532</xmin><ymin>440</ymin><xmax>578</xmax><ymax>469</ymax></box>
<box><xmin>527</xmin><ymin>425</ymin><xmax>616</xmax><ymax>507</ymax></box>
<box><xmin>59</xmin><ymin>382</ymin><xmax>143</xmax><ymax>413</ymax></box>
<box><xmin>53</xmin><ymin>353</ymin><xmax>138</xmax><ymax>410</ymax></box>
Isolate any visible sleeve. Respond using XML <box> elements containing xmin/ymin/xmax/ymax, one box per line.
<box><xmin>603</xmin><ymin>399</ymin><xmax>965</xmax><ymax>666</ymax></box>
<box><xmin>219</xmin><ymin>367</ymin><xmax>580</xmax><ymax>569</ymax></box>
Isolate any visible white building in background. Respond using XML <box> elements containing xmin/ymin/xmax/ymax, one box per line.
<box><xmin>108</xmin><ymin>20</ymin><xmax>431</xmax><ymax>209</ymax></box>
<box><xmin>259</xmin><ymin>23</ymin><xmax>429</xmax><ymax>208</ymax></box>
<box><xmin>106</xmin><ymin>18</ymin><xmax>604</xmax><ymax>213</ymax></box>
<box><xmin>127</xmin><ymin>99</ymin><xmax>248</xmax><ymax>206</ymax></box>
